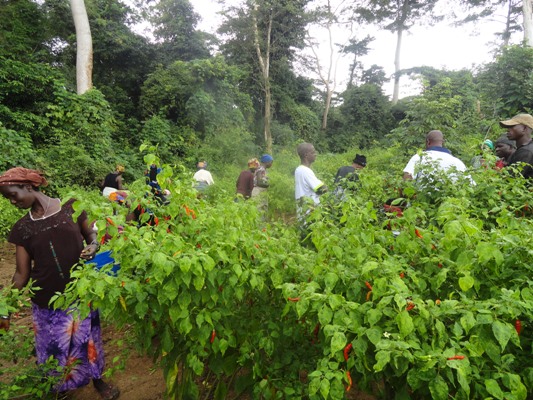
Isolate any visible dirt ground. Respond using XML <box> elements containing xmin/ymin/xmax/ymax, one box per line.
<box><xmin>0</xmin><ymin>242</ymin><xmax>165</xmax><ymax>400</ymax></box>
<box><xmin>0</xmin><ymin>241</ymin><xmax>376</xmax><ymax>400</ymax></box>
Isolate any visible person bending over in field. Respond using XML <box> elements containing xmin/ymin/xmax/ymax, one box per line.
<box><xmin>0</xmin><ymin>167</ymin><xmax>120</xmax><ymax>400</ymax></box>
<box><xmin>333</xmin><ymin>153</ymin><xmax>366</xmax><ymax>199</ymax></box>
<box><xmin>295</xmin><ymin>143</ymin><xmax>327</xmax><ymax>232</ymax></box>
<box><xmin>102</xmin><ymin>164</ymin><xmax>127</xmax><ymax>199</ymax></box>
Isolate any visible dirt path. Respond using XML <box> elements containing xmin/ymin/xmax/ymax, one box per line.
<box><xmin>0</xmin><ymin>242</ymin><xmax>165</xmax><ymax>400</ymax></box>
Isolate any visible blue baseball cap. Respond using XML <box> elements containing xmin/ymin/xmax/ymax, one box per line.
<box><xmin>260</xmin><ymin>154</ymin><xmax>273</xmax><ymax>163</ymax></box>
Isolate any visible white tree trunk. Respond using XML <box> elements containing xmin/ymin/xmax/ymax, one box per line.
<box><xmin>70</xmin><ymin>0</ymin><xmax>93</xmax><ymax>94</ymax></box>
<box><xmin>523</xmin><ymin>0</ymin><xmax>533</xmax><ymax>47</ymax></box>
<box><xmin>252</xmin><ymin>1</ymin><xmax>273</xmax><ymax>153</ymax></box>
<box><xmin>392</xmin><ymin>28</ymin><xmax>403</xmax><ymax>105</ymax></box>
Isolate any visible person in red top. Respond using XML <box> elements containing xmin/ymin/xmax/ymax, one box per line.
<box><xmin>236</xmin><ymin>158</ymin><xmax>259</xmax><ymax>200</ymax></box>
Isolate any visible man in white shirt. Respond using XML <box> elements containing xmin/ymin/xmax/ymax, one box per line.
<box><xmin>295</xmin><ymin>143</ymin><xmax>327</xmax><ymax>221</ymax></box>
<box><xmin>193</xmin><ymin>161</ymin><xmax>214</xmax><ymax>191</ymax></box>
<box><xmin>403</xmin><ymin>130</ymin><xmax>468</xmax><ymax>184</ymax></box>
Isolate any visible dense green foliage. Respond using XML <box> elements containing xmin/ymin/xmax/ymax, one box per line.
<box><xmin>1</xmin><ymin>0</ymin><xmax>533</xmax><ymax>398</ymax></box>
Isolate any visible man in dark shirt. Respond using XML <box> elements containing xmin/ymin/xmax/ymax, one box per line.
<box><xmin>500</xmin><ymin>114</ymin><xmax>533</xmax><ymax>179</ymax></box>
<box><xmin>333</xmin><ymin>154</ymin><xmax>366</xmax><ymax>198</ymax></box>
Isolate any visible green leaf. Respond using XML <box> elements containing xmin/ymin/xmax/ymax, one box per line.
<box><xmin>330</xmin><ymin>331</ymin><xmax>347</xmax><ymax>354</ymax></box>
<box><xmin>318</xmin><ymin>305</ymin><xmax>333</xmax><ymax>326</ymax></box>
<box><xmin>319</xmin><ymin>376</ymin><xmax>330</xmax><ymax>399</ymax></box>
<box><xmin>460</xmin><ymin>312</ymin><xmax>476</xmax><ymax>334</ymax></box>
<box><xmin>367</xmin><ymin>308</ymin><xmax>382</xmax><ymax>326</ymax></box>
<box><xmin>324</xmin><ymin>272</ymin><xmax>339</xmax><ymax>291</ymax></box>
<box><xmin>429</xmin><ymin>375</ymin><xmax>448</xmax><ymax>400</ymax></box>
<box><xmin>492</xmin><ymin>320</ymin><xmax>512</xmax><ymax>351</ymax></box>
<box><xmin>397</xmin><ymin>310</ymin><xmax>414</xmax><ymax>338</ymax></box>
<box><xmin>373</xmin><ymin>350</ymin><xmax>391</xmax><ymax>372</ymax></box>
<box><xmin>485</xmin><ymin>379</ymin><xmax>504</xmax><ymax>400</ymax></box>
<box><xmin>458</xmin><ymin>275</ymin><xmax>475</xmax><ymax>291</ymax></box>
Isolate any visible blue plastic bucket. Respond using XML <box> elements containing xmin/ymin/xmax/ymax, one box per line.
<box><xmin>86</xmin><ymin>250</ymin><xmax>120</xmax><ymax>275</ymax></box>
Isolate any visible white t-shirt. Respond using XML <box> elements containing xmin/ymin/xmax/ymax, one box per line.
<box><xmin>403</xmin><ymin>150</ymin><xmax>467</xmax><ymax>182</ymax></box>
<box><xmin>193</xmin><ymin>169</ymin><xmax>214</xmax><ymax>185</ymax></box>
<box><xmin>295</xmin><ymin>165</ymin><xmax>323</xmax><ymax>204</ymax></box>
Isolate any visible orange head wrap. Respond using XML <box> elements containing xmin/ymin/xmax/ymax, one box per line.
<box><xmin>0</xmin><ymin>167</ymin><xmax>48</xmax><ymax>187</ymax></box>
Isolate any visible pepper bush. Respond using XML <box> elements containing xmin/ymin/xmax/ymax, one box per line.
<box><xmin>53</xmin><ymin>160</ymin><xmax>532</xmax><ymax>399</ymax></box>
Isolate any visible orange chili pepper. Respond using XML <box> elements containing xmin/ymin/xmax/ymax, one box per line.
<box><xmin>365</xmin><ymin>281</ymin><xmax>373</xmax><ymax>291</ymax></box>
<box><xmin>406</xmin><ymin>302</ymin><xmax>415</xmax><ymax>311</ymax></box>
<box><xmin>346</xmin><ymin>371</ymin><xmax>352</xmax><ymax>392</ymax></box>
<box><xmin>287</xmin><ymin>297</ymin><xmax>300</xmax><ymax>302</ymax></box>
<box><xmin>415</xmin><ymin>229</ymin><xmax>423</xmax><ymax>239</ymax></box>
<box><xmin>366</xmin><ymin>290</ymin><xmax>373</xmax><ymax>301</ymax></box>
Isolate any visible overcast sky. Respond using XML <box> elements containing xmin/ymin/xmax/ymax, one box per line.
<box><xmin>191</xmin><ymin>0</ymin><xmax>518</xmax><ymax>98</ymax></box>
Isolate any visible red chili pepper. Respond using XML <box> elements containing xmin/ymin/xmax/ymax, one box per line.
<box><xmin>399</xmin><ymin>272</ymin><xmax>405</xmax><ymax>279</ymax></box>
<box><xmin>415</xmin><ymin>229</ymin><xmax>423</xmax><ymax>239</ymax></box>
<box><xmin>515</xmin><ymin>319</ymin><xmax>522</xmax><ymax>336</ymax></box>
<box><xmin>210</xmin><ymin>329</ymin><xmax>216</xmax><ymax>343</ymax></box>
<box><xmin>406</xmin><ymin>302</ymin><xmax>415</xmax><ymax>311</ymax></box>
<box><xmin>365</xmin><ymin>281</ymin><xmax>373</xmax><ymax>290</ymax></box>
<box><xmin>343</xmin><ymin>343</ymin><xmax>353</xmax><ymax>361</ymax></box>
<box><xmin>447</xmin><ymin>355</ymin><xmax>465</xmax><ymax>360</ymax></box>
<box><xmin>313</xmin><ymin>323</ymin><xmax>320</xmax><ymax>339</ymax></box>
<box><xmin>438</xmin><ymin>262</ymin><xmax>443</xmax><ymax>268</ymax></box>
<box><xmin>287</xmin><ymin>297</ymin><xmax>300</xmax><ymax>302</ymax></box>
<box><xmin>345</xmin><ymin>371</ymin><xmax>352</xmax><ymax>392</ymax></box>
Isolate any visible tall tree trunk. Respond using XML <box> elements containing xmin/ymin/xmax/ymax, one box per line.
<box><xmin>392</xmin><ymin>28</ymin><xmax>403</xmax><ymax>105</ymax></box>
<box><xmin>252</xmin><ymin>1</ymin><xmax>273</xmax><ymax>153</ymax></box>
<box><xmin>70</xmin><ymin>0</ymin><xmax>93</xmax><ymax>94</ymax></box>
<box><xmin>523</xmin><ymin>0</ymin><xmax>533</xmax><ymax>46</ymax></box>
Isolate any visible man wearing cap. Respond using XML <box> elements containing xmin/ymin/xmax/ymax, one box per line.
<box><xmin>252</xmin><ymin>154</ymin><xmax>274</xmax><ymax>198</ymax></box>
<box><xmin>499</xmin><ymin>114</ymin><xmax>533</xmax><ymax>179</ymax></box>
<box><xmin>333</xmin><ymin>154</ymin><xmax>366</xmax><ymax>199</ymax></box>
<box><xmin>403</xmin><ymin>130</ymin><xmax>468</xmax><ymax>183</ymax></box>
<box><xmin>494</xmin><ymin>135</ymin><xmax>516</xmax><ymax>169</ymax></box>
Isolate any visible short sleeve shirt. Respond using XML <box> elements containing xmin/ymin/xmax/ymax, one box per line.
<box><xmin>8</xmin><ymin>199</ymin><xmax>87</xmax><ymax>308</ymax></box>
<box><xmin>403</xmin><ymin>150</ymin><xmax>467</xmax><ymax>181</ymax></box>
<box><xmin>295</xmin><ymin>165</ymin><xmax>323</xmax><ymax>204</ymax></box>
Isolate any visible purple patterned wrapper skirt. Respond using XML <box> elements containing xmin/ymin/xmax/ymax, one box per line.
<box><xmin>32</xmin><ymin>303</ymin><xmax>105</xmax><ymax>391</ymax></box>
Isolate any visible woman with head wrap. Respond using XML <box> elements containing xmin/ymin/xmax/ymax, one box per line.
<box><xmin>236</xmin><ymin>158</ymin><xmax>259</xmax><ymax>200</ymax></box>
<box><xmin>0</xmin><ymin>167</ymin><xmax>120</xmax><ymax>399</ymax></box>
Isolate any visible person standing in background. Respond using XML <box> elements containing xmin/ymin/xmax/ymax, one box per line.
<box><xmin>500</xmin><ymin>114</ymin><xmax>533</xmax><ymax>179</ymax></box>
<box><xmin>252</xmin><ymin>154</ymin><xmax>273</xmax><ymax>198</ymax></box>
<box><xmin>193</xmin><ymin>161</ymin><xmax>214</xmax><ymax>192</ymax></box>
<box><xmin>295</xmin><ymin>143</ymin><xmax>327</xmax><ymax>222</ymax></box>
<box><xmin>236</xmin><ymin>158</ymin><xmax>259</xmax><ymax>200</ymax></box>
<box><xmin>102</xmin><ymin>165</ymin><xmax>125</xmax><ymax>198</ymax></box>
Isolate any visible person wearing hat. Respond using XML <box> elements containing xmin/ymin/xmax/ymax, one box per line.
<box><xmin>102</xmin><ymin>164</ymin><xmax>125</xmax><ymax>198</ymax></box>
<box><xmin>403</xmin><ymin>130</ymin><xmax>468</xmax><ymax>183</ymax></box>
<box><xmin>333</xmin><ymin>154</ymin><xmax>366</xmax><ymax>199</ymax></box>
<box><xmin>470</xmin><ymin>139</ymin><xmax>494</xmax><ymax>169</ymax></box>
<box><xmin>0</xmin><ymin>167</ymin><xmax>120</xmax><ymax>400</ymax></box>
<box><xmin>252</xmin><ymin>154</ymin><xmax>274</xmax><ymax>198</ymax></box>
<box><xmin>236</xmin><ymin>158</ymin><xmax>259</xmax><ymax>199</ymax></box>
<box><xmin>494</xmin><ymin>135</ymin><xmax>516</xmax><ymax>169</ymax></box>
<box><xmin>193</xmin><ymin>161</ymin><xmax>214</xmax><ymax>192</ymax></box>
<box><xmin>499</xmin><ymin>114</ymin><xmax>533</xmax><ymax>179</ymax></box>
